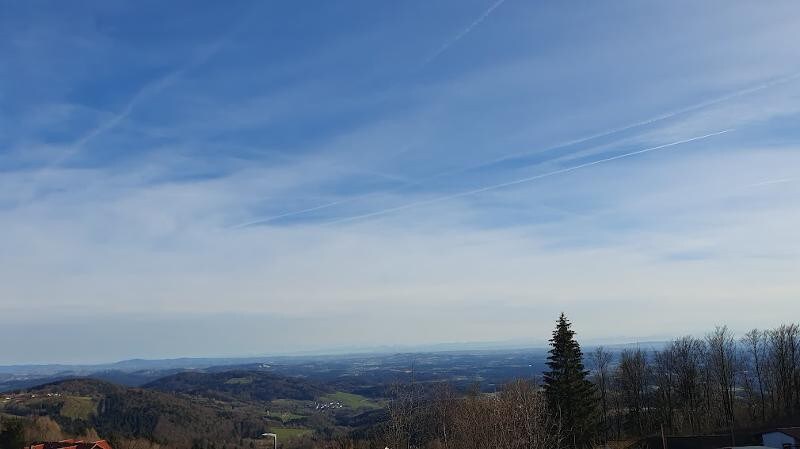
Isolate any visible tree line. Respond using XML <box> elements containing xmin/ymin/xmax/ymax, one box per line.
<box><xmin>340</xmin><ymin>317</ymin><xmax>800</xmax><ymax>449</ymax></box>
<box><xmin>592</xmin><ymin>323</ymin><xmax>800</xmax><ymax>441</ymax></box>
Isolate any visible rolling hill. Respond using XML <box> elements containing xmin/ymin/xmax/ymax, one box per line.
<box><xmin>1</xmin><ymin>378</ymin><xmax>265</xmax><ymax>449</ymax></box>
<box><xmin>143</xmin><ymin>370</ymin><xmax>330</xmax><ymax>403</ymax></box>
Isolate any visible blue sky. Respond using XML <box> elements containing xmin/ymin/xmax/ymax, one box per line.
<box><xmin>1</xmin><ymin>0</ymin><xmax>800</xmax><ymax>364</ymax></box>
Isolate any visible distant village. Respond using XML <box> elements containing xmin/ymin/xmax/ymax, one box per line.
<box><xmin>3</xmin><ymin>392</ymin><xmax>61</xmax><ymax>403</ymax></box>
<box><xmin>311</xmin><ymin>400</ymin><xmax>344</xmax><ymax>411</ymax></box>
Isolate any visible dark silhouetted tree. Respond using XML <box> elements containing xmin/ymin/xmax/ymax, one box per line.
<box><xmin>543</xmin><ymin>313</ymin><xmax>599</xmax><ymax>448</ymax></box>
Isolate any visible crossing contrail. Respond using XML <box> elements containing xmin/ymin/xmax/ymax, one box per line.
<box><xmin>324</xmin><ymin>129</ymin><xmax>733</xmax><ymax>225</ymax></box>
<box><xmin>28</xmin><ymin>4</ymin><xmax>258</xmax><ymax>191</ymax></box>
<box><xmin>424</xmin><ymin>0</ymin><xmax>508</xmax><ymax>65</ymax></box>
<box><xmin>19</xmin><ymin>8</ymin><xmax>260</xmax><ymax>208</ymax></box>
<box><xmin>467</xmin><ymin>72</ymin><xmax>799</xmax><ymax>170</ymax></box>
<box><xmin>232</xmin><ymin>72</ymin><xmax>798</xmax><ymax>228</ymax></box>
<box><xmin>21</xmin><ymin>71</ymin><xmax>189</xmax><ymax>205</ymax></box>
<box><xmin>46</xmin><ymin>36</ymin><xmax>234</xmax><ymax>171</ymax></box>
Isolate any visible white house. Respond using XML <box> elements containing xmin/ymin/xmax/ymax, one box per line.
<box><xmin>762</xmin><ymin>428</ymin><xmax>800</xmax><ymax>449</ymax></box>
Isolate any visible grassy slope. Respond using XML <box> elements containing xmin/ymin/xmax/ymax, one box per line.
<box><xmin>320</xmin><ymin>392</ymin><xmax>382</xmax><ymax>410</ymax></box>
<box><xmin>58</xmin><ymin>396</ymin><xmax>96</xmax><ymax>420</ymax></box>
<box><xmin>266</xmin><ymin>427</ymin><xmax>312</xmax><ymax>440</ymax></box>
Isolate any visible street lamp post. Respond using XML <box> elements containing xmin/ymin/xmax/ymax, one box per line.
<box><xmin>262</xmin><ymin>432</ymin><xmax>277</xmax><ymax>449</ymax></box>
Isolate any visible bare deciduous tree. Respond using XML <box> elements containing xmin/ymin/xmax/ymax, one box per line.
<box><xmin>706</xmin><ymin>326</ymin><xmax>738</xmax><ymax>431</ymax></box>
<box><xmin>741</xmin><ymin>329</ymin><xmax>767</xmax><ymax>423</ymax></box>
<box><xmin>615</xmin><ymin>348</ymin><xmax>651</xmax><ymax>436</ymax></box>
<box><xmin>589</xmin><ymin>346</ymin><xmax>612</xmax><ymax>442</ymax></box>
<box><xmin>385</xmin><ymin>380</ymin><xmax>561</xmax><ymax>449</ymax></box>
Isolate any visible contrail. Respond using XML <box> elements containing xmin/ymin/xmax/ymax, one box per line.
<box><xmin>747</xmin><ymin>177</ymin><xmax>797</xmax><ymax>187</ymax></box>
<box><xmin>233</xmin><ymin>72</ymin><xmax>798</xmax><ymax>228</ymax></box>
<box><xmin>20</xmin><ymin>72</ymin><xmax>186</xmax><ymax>205</ymax></box>
<box><xmin>27</xmin><ymin>5</ymin><xmax>257</xmax><ymax>194</ymax></box>
<box><xmin>19</xmin><ymin>11</ymin><xmax>255</xmax><ymax>208</ymax></box>
<box><xmin>69</xmin><ymin>74</ymin><xmax>178</xmax><ymax>156</ymax></box>
<box><xmin>230</xmin><ymin>200</ymin><xmax>349</xmax><ymax>229</ymax></box>
<box><xmin>470</xmin><ymin>71</ymin><xmax>800</xmax><ymax>170</ymax></box>
<box><xmin>424</xmin><ymin>0</ymin><xmax>507</xmax><ymax>65</ymax></box>
<box><xmin>325</xmin><ymin>129</ymin><xmax>733</xmax><ymax>225</ymax></box>
<box><xmin>47</xmin><ymin>38</ymin><xmax>232</xmax><ymax>171</ymax></box>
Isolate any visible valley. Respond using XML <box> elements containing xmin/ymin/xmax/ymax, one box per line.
<box><xmin>0</xmin><ymin>349</ymin><xmax>552</xmax><ymax>448</ymax></box>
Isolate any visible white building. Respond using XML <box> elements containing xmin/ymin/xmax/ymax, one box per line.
<box><xmin>761</xmin><ymin>428</ymin><xmax>800</xmax><ymax>449</ymax></box>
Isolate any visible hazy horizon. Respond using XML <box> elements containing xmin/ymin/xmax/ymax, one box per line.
<box><xmin>2</xmin><ymin>331</ymin><xmax>686</xmax><ymax>366</ymax></box>
<box><xmin>0</xmin><ymin>323</ymin><xmax>766</xmax><ymax>366</ymax></box>
<box><xmin>2</xmin><ymin>1</ymin><xmax>799</xmax><ymax>364</ymax></box>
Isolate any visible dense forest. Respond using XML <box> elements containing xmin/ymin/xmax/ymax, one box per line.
<box><xmin>144</xmin><ymin>371</ymin><xmax>331</xmax><ymax>403</ymax></box>
<box><xmin>0</xmin><ymin>378</ymin><xmax>265</xmax><ymax>449</ymax></box>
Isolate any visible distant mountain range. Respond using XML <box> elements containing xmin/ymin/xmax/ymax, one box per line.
<box><xmin>0</xmin><ymin>356</ymin><xmax>273</xmax><ymax>376</ymax></box>
<box><xmin>0</xmin><ymin>338</ymin><xmax>672</xmax><ymax>378</ymax></box>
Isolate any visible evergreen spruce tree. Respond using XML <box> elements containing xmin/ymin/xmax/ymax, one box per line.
<box><xmin>0</xmin><ymin>420</ymin><xmax>25</xmax><ymax>449</ymax></box>
<box><xmin>543</xmin><ymin>313</ymin><xmax>599</xmax><ymax>448</ymax></box>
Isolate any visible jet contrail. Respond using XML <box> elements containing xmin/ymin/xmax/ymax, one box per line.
<box><xmin>230</xmin><ymin>200</ymin><xmax>349</xmax><ymax>229</ymax></box>
<box><xmin>424</xmin><ymin>0</ymin><xmax>508</xmax><ymax>65</ymax></box>
<box><xmin>747</xmin><ymin>177</ymin><xmax>797</xmax><ymax>187</ymax></box>
<box><xmin>48</xmin><ymin>38</ymin><xmax>232</xmax><ymax>171</ymax></box>
<box><xmin>232</xmin><ymin>72</ymin><xmax>798</xmax><ymax>228</ymax></box>
<box><xmin>324</xmin><ymin>129</ymin><xmax>733</xmax><ymax>225</ymax></box>
<box><xmin>467</xmin><ymin>71</ymin><xmax>800</xmax><ymax>171</ymax></box>
<box><xmin>71</xmin><ymin>74</ymin><xmax>178</xmax><ymax>155</ymax></box>
<box><xmin>28</xmin><ymin>5</ymin><xmax>257</xmax><ymax>189</ymax></box>
<box><xmin>20</xmin><ymin>72</ymin><xmax>186</xmax><ymax>205</ymax></box>
<box><xmin>19</xmin><ymin>11</ymin><xmax>257</xmax><ymax>208</ymax></box>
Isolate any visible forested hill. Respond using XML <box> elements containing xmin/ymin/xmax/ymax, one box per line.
<box><xmin>3</xmin><ymin>378</ymin><xmax>265</xmax><ymax>449</ymax></box>
<box><xmin>143</xmin><ymin>370</ymin><xmax>331</xmax><ymax>402</ymax></box>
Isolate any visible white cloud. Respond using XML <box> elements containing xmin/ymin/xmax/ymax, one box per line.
<box><xmin>2</xmin><ymin>142</ymin><xmax>798</xmax><ymax>354</ymax></box>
